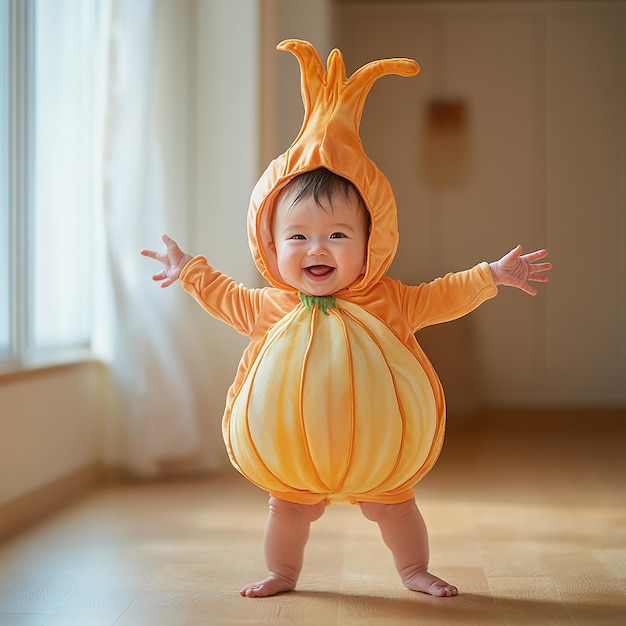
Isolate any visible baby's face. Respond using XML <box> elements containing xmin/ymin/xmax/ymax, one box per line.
<box><xmin>270</xmin><ymin>188</ymin><xmax>369</xmax><ymax>296</ymax></box>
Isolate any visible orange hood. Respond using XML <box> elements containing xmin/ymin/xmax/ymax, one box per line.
<box><xmin>247</xmin><ymin>39</ymin><xmax>420</xmax><ymax>292</ymax></box>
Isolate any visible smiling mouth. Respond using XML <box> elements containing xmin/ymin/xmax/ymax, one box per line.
<box><xmin>304</xmin><ymin>265</ymin><xmax>335</xmax><ymax>279</ymax></box>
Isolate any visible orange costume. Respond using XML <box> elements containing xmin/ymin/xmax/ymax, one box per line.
<box><xmin>180</xmin><ymin>40</ymin><xmax>497</xmax><ymax>506</ymax></box>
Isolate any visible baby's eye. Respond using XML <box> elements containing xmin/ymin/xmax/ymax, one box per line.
<box><xmin>290</xmin><ymin>234</ymin><xmax>306</xmax><ymax>240</ymax></box>
<box><xmin>330</xmin><ymin>232</ymin><xmax>346</xmax><ymax>239</ymax></box>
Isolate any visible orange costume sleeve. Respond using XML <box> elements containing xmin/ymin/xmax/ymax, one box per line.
<box><xmin>180</xmin><ymin>40</ymin><xmax>498</xmax><ymax>505</ymax></box>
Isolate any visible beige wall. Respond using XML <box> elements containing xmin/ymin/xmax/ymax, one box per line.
<box><xmin>259</xmin><ymin>0</ymin><xmax>334</xmax><ymax>165</ymax></box>
<box><xmin>0</xmin><ymin>363</ymin><xmax>101</xmax><ymax>507</ymax></box>
<box><xmin>336</xmin><ymin>1</ymin><xmax>626</xmax><ymax>412</ymax></box>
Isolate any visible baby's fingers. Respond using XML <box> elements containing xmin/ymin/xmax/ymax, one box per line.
<box><xmin>530</xmin><ymin>261</ymin><xmax>552</xmax><ymax>274</ymax></box>
<box><xmin>162</xmin><ymin>233</ymin><xmax>181</xmax><ymax>252</ymax></box>
<box><xmin>140</xmin><ymin>248</ymin><xmax>159</xmax><ymax>260</ymax></box>
<box><xmin>151</xmin><ymin>268</ymin><xmax>168</xmax><ymax>282</ymax></box>
<box><xmin>152</xmin><ymin>269</ymin><xmax>176</xmax><ymax>288</ymax></box>
<box><xmin>529</xmin><ymin>272</ymin><xmax>550</xmax><ymax>283</ymax></box>
<box><xmin>160</xmin><ymin>276</ymin><xmax>176</xmax><ymax>288</ymax></box>
<box><xmin>522</xmin><ymin>248</ymin><xmax>549</xmax><ymax>263</ymax></box>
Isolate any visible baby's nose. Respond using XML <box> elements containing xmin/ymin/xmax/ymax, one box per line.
<box><xmin>308</xmin><ymin>240</ymin><xmax>328</xmax><ymax>255</ymax></box>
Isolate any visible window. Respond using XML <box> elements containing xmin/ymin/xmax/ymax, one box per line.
<box><xmin>1</xmin><ymin>0</ymin><xmax>99</xmax><ymax>369</ymax></box>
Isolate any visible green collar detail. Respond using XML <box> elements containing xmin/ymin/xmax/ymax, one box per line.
<box><xmin>299</xmin><ymin>293</ymin><xmax>336</xmax><ymax>315</ymax></box>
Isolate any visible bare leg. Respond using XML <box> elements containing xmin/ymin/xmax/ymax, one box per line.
<box><xmin>359</xmin><ymin>499</ymin><xmax>458</xmax><ymax>597</ymax></box>
<box><xmin>240</xmin><ymin>496</ymin><xmax>326</xmax><ymax>598</ymax></box>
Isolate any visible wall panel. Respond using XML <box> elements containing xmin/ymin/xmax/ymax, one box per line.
<box><xmin>545</xmin><ymin>13</ymin><xmax>623</xmax><ymax>403</ymax></box>
<box><xmin>337</xmin><ymin>2</ymin><xmax>626</xmax><ymax>409</ymax></box>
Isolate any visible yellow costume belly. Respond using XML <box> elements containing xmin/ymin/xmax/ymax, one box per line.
<box><xmin>225</xmin><ymin>299</ymin><xmax>438</xmax><ymax>504</ymax></box>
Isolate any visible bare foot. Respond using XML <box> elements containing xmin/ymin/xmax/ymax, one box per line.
<box><xmin>403</xmin><ymin>569</ymin><xmax>458</xmax><ymax>597</ymax></box>
<box><xmin>240</xmin><ymin>574</ymin><xmax>296</xmax><ymax>598</ymax></box>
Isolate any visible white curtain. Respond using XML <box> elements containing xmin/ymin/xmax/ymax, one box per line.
<box><xmin>93</xmin><ymin>0</ymin><xmax>221</xmax><ymax>477</ymax></box>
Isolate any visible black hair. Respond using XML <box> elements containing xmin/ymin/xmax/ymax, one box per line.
<box><xmin>286</xmin><ymin>168</ymin><xmax>366</xmax><ymax>213</ymax></box>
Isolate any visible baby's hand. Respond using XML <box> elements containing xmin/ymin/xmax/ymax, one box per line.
<box><xmin>489</xmin><ymin>245</ymin><xmax>551</xmax><ymax>296</ymax></box>
<box><xmin>140</xmin><ymin>234</ymin><xmax>193</xmax><ymax>288</ymax></box>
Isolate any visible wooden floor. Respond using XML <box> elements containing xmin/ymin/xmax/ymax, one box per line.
<box><xmin>0</xmin><ymin>411</ymin><xmax>625</xmax><ymax>625</ymax></box>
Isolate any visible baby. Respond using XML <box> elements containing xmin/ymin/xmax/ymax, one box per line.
<box><xmin>142</xmin><ymin>40</ymin><xmax>551</xmax><ymax>599</ymax></box>
<box><xmin>142</xmin><ymin>168</ymin><xmax>550</xmax><ymax>598</ymax></box>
